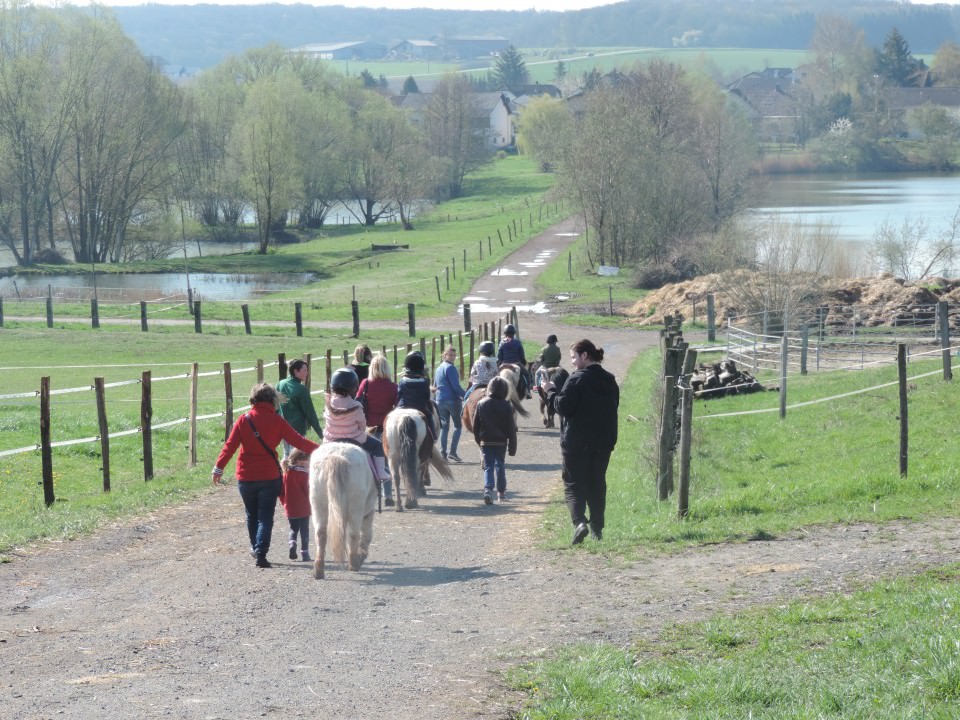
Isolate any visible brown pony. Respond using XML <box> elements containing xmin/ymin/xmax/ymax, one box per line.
<box><xmin>382</xmin><ymin>408</ymin><xmax>453</xmax><ymax>510</ymax></box>
<box><xmin>462</xmin><ymin>366</ymin><xmax>529</xmax><ymax>433</ymax></box>
<box><xmin>532</xmin><ymin>365</ymin><xmax>569</xmax><ymax>428</ymax></box>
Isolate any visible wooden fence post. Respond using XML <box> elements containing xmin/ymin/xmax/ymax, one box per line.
<box><xmin>91</xmin><ymin>298</ymin><xmax>100</xmax><ymax>329</ymax></box>
<box><xmin>352</xmin><ymin>300</ymin><xmax>360</xmax><ymax>337</ymax></box>
<box><xmin>140</xmin><ymin>301</ymin><xmax>148</xmax><ymax>332</ymax></box>
<box><xmin>45</xmin><ymin>296</ymin><xmax>53</xmax><ymax>328</ymax></box>
<box><xmin>193</xmin><ymin>300</ymin><xmax>202</xmax><ymax>334</ymax></box>
<box><xmin>141</xmin><ymin>371</ymin><xmax>153</xmax><ymax>481</ymax></box>
<box><xmin>304</xmin><ymin>354</ymin><xmax>312</xmax><ymax>392</ymax></box>
<box><xmin>256</xmin><ymin>359</ymin><xmax>264</xmax><ymax>384</ymax></box>
<box><xmin>295</xmin><ymin>302</ymin><xmax>303</xmax><ymax>337</ymax></box>
<box><xmin>407</xmin><ymin>303</ymin><xmax>416</xmax><ymax>337</ymax></box>
<box><xmin>458</xmin><ymin>331</ymin><xmax>465</xmax><ymax>375</ymax></box>
<box><xmin>188</xmin><ymin>362</ymin><xmax>198</xmax><ymax>468</ymax></box>
<box><xmin>938</xmin><ymin>300</ymin><xmax>952</xmax><ymax>381</ymax></box>
<box><xmin>278</xmin><ymin>353</ymin><xmax>287</xmax><ymax>380</ymax></box>
<box><xmin>0</xmin><ymin>296</ymin><xmax>4</xmax><ymax>327</ymax></box>
<box><xmin>463</xmin><ymin>303</ymin><xmax>471</xmax><ymax>333</ymax></box>
<box><xmin>462</xmin><ymin>248</ymin><xmax>467</xmax><ymax>271</ymax></box>
<box><xmin>779</xmin><ymin>334</ymin><xmax>789</xmax><ymax>420</ymax></box>
<box><xmin>479</xmin><ymin>239</ymin><xmax>483</xmax><ymax>261</ymax></box>
<box><xmin>40</xmin><ymin>376</ymin><xmax>54</xmax><ymax>506</ymax></box>
<box><xmin>445</xmin><ymin>266</ymin><xmax>450</xmax><ymax>291</ymax></box>
<box><xmin>392</xmin><ymin>345</ymin><xmax>399</xmax><ymax>380</ymax></box>
<box><xmin>435</xmin><ymin>276</ymin><xmax>441</xmax><ymax>303</ymax></box>
<box><xmin>497</xmin><ymin>228</ymin><xmax>503</xmax><ymax>246</ymax></box>
<box><xmin>706</xmin><ymin>293</ymin><xmax>716</xmax><ymax>342</ymax></box>
<box><xmin>223</xmin><ymin>362</ymin><xmax>233</xmax><ymax>442</ymax></box>
<box><xmin>325</xmin><ymin>350</ymin><xmax>333</xmax><ymax>392</ymax></box>
<box><xmin>241</xmin><ymin>304</ymin><xmax>252</xmax><ymax>335</ymax></box>
<box><xmin>451</xmin><ymin>256</ymin><xmax>456</xmax><ymax>280</ymax></box>
<box><xmin>677</xmin><ymin>349</ymin><xmax>698</xmax><ymax>519</ymax></box>
<box><xmin>94</xmin><ymin>377</ymin><xmax>110</xmax><ymax>492</ymax></box>
<box><xmin>898</xmin><ymin>343</ymin><xmax>908</xmax><ymax>477</ymax></box>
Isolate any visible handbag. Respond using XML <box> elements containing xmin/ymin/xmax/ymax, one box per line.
<box><xmin>245</xmin><ymin>414</ymin><xmax>283</xmax><ymax>480</ymax></box>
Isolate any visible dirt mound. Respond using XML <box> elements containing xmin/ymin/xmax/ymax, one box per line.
<box><xmin>626</xmin><ymin>272</ymin><xmax>960</xmax><ymax>328</ymax></box>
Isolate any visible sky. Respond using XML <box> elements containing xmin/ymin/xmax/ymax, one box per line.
<box><xmin>84</xmin><ymin>0</ymin><xmax>621</xmax><ymax>8</ymax></box>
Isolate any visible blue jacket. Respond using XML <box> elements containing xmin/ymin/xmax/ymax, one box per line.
<box><xmin>434</xmin><ymin>361</ymin><xmax>465</xmax><ymax>404</ymax></box>
<box><xmin>497</xmin><ymin>337</ymin><xmax>526</xmax><ymax>366</ymax></box>
<box><xmin>397</xmin><ymin>374</ymin><xmax>431</xmax><ymax>413</ymax></box>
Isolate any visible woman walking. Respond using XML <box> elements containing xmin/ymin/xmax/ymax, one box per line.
<box><xmin>542</xmin><ymin>339</ymin><xmax>619</xmax><ymax>544</ymax></box>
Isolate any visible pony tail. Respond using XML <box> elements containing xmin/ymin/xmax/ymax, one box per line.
<box><xmin>595</xmin><ymin>347</ymin><xmax>604</xmax><ymax>362</ymax></box>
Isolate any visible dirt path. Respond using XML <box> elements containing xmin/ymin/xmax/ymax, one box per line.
<box><xmin>3</xmin><ymin>219</ymin><xmax>959</xmax><ymax>720</ymax></box>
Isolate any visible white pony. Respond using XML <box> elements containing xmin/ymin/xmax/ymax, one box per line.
<box><xmin>382</xmin><ymin>408</ymin><xmax>453</xmax><ymax>510</ymax></box>
<box><xmin>495</xmin><ymin>363</ymin><xmax>530</xmax><ymax>418</ymax></box>
<box><xmin>308</xmin><ymin>442</ymin><xmax>378</xmax><ymax>579</ymax></box>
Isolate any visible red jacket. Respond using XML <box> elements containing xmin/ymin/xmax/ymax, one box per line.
<box><xmin>215</xmin><ymin>402</ymin><xmax>319</xmax><ymax>482</ymax></box>
<box><xmin>357</xmin><ymin>377</ymin><xmax>398</xmax><ymax>429</ymax></box>
<box><xmin>280</xmin><ymin>466</ymin><xmax>311</xmax><ymax>518</ymax></box>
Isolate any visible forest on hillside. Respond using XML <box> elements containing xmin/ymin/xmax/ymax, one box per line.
<box><xmin>111</xmin><ymin>0</ymin><xmax>960</xmax><ymax>71</ymax></box>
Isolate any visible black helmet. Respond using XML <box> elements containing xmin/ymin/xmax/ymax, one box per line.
<box><xmin>479</xmin><ymin>340</ymin><xmax>495</xmax><ymax>356</ymax></box>
<box><xmin>546</xmin><ymin>334</ymin><xmax>558</xmax><ymax>344</ymax></box>
<box><xmin>403</xmin><ymin>351</ymin><xmax>425</xmax><ymax>374</ymax></box>
<box><xmin>330</xmin><ymin>367</ymin><xmax>359</xmax><ymax>396</ymax></box>
<box><xmin>504</xmin><ymin>324</ymin><xmax>516</xmax><ymax>337</ymax></box>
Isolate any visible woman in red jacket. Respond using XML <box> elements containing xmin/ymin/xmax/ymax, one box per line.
<box><xmin>212</xmin><ymin>383</ymin><xmax>319</xmax><ymax>568</ymax></box>
<box><xmin>356</xmin><ymin>352</ymin><xmax>399</xmax><ymax>506</ymax></box>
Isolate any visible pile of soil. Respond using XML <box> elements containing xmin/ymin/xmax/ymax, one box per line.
<box><xmin>626</xmin><ymin>272</ymin><xmax>960</xmax><ymax>328</ymax></box>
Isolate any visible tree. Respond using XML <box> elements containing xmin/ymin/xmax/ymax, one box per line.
<box><xmin>231</xmin><ymin>71</ymin><xmax>304</xmax><ymax>252</ymax></box>
<box><xmin>553</xmin><ymin>60</ymin><xmax>566</xmax><ymax>83</ymax></box>
<box><xmin>516</xmin><ymin>94</ymin><xmax>571</xmax><ymax>172</ymax></box>
<box><xmin>931</xmin><ymin>41</ymin><xmax>960</xmax><ymax>85</ymax></box>
<box><xmin>424</xmin><ymin>73</ymin><xmax>489</xmax><ymax>199</ymax></box>
<box><xmin>910</xmin><ymin>104</ymin><xmax>960</xmax><ymax>170</ymax></box>
<box><xmin>876</xmin><ymin>27</ymin><xmax>926</xmax><ymax>87</ymax></box>
<box><xmin>402</xmin><ymin>75</ymin><xmax>419</xmax><ymax>94</ymax></box>
<box><xmin>491</xmin><ymin>45</ymin><xmax>528</xmax><ymax>93</ymax></box>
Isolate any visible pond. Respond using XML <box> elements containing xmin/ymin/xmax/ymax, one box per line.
<box><xmin>749</xmin><ymin>172</ymin><xmax>960</xmax><ymax>275</ymax></box>
<box><xmin>0</xmin><ymin>272</ymin><xmax>315</xmax><ymax>302</ymax></box>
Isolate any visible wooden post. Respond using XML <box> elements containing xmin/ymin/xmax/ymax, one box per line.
<box><xmin>608</xmin><ymin>286</ymin><xmax>613</xmax><ymax>316</ymax></box>
<box><xmin>141</xmin><ymin>371</ymin><xmax>153</xmax><ymax>481</ymax></box>
<box><xmin>0</xmin><ymin>296</ymin><xmax>4</xmax><ymax>327</ymax></box>
<box><xmin>241</xmin><ymin>304</ymin><xmax>252</xmax><ymax>335</ymax></box>
<box><xmin>342</xmin><ymin>349</ymin><xmax>349</xmax><ymax>367</ymax></box>
<box><xmin>139</xmin><ymin>302</ymin><xmax>148</xmax><ymax>332</ymax></box>
<box><xmin>430</xmin><ymin>337</ymin><xmax>437</xmax><ymax>373</ymax></box>
<box><xmin>898</xmin><ymin>343</ymin><xmax>908</xmax><ymax>477</ymax></box>
<box><xmin>462</xmin><ymin>248</ymin><xmax>467</xmax><ymax>271</ymax></box>
<box><xmin>479</xmin><ymin>239</ymin><xmax>483</xmax><ymax>261</ymax></box>
<box><xmin>468</xmin><ymin>330</ymin><xmax>475</xmax><ymax>364</ymax></box>
<box><xmin>325</xmin><ymin>350</ymin><xmax>333</xmax><ymax>392</ymax></box>
<box><xmin>487</xmin><ymin>235</ymin><xmax>492</xmax><ymax>254</ymax></box>
<box><xmin>256</xmin><ymin>359</ymin><xmax>264</xmax><ymax>384</ymax></box>
<box><xmin>567</xmin><ymin>251</ymin><xmax>572</xmax><ymax>281</ymax></box>
<box><xmin>278</xmin><ymin>353</ymin><xmax>287</xmax><ymax>380</ymax></box>
<box><xmin>351</xmin><ymin>300</ymin><xmax>360</xmax><ymax>338</ymax></box>
<box><xmin>40</xmin><ymin>376</ymin><xmax>54</xmax><ymax>506</ymax></box>
<box><xmin>463</xmin><ymin>302</ymin><xmax>471</xmax><ymax>333</ymax></box>
<box><xmin>678</xmin><ymin>348</ymin><xmax>698</xmax><ymax>519</ymax></box>
<box><xmin>392</xmin><ymin>345</ymin><xmax>399</xmax><ymax>380</ymax></box>
<box><xmin>657</xmin><ymin>337</ymin><xmax>686</xmax><ymax>500</ymax></box>
<box><xmin>188</xmin><ymin>362</ymin><xmax>198</xmax><ymax>468</ymax></box>
<box><xmin>95</xmin><ymin>377</ymin><xmax>110</xmax><ymax>492</ymax></box>
<box><xmin>458</xmin><ymin>331</ymin><xmax>465</xmax><ymax>375</ymax></box>
<box><xmin>407</xmin><ymin>303</ymin><xmax>416</xmax><ymax>337</ymax></box>
<box><xmin>193</xmin><ymin>300</ymin><xmax>202</xmax><ymax>333</ymax></box>
<box><xmin>223</xmin><ymin>362</ymin><xmax>234</xmax><ymax>442</ymax></box>
<box><xmin>295</xmin><ymin>302</ymin><xmax>303</xmax><ymax>337</ymax></box>
<box><xmin>497</xmin><ymin>228</ymin><xmax>503</xmax><ymax>246</ymax></box>
<box><xmin>779</xmin><ymin>334</ymin><xmax>788</xmax><ymax>420</ymax></box>
<box><xmin>304</xmin><ymin>354</ymin><xmax>312</xmax><ymax>392</ymax></box>
<box><xmin>435</xmin><ymin>276</ymin><xmax>441</xmax><ymax>303</ymax></box>
<box><xmin>451</xmin><ymin>256</ymin><xmax>456</xmax><ymax>280</ymax></box>
<box><xmin>938</xmin><ymin>300</ymin><xmax>952</xmax><ymax>381</ymax></box>
<box><xmin>45</xmin><ymin>296</ymin><xmax>53</xmax><ymax>328</ymax></box>
<box><xmin>445</xmin><ymin>266</ymin><xmax>450</xmax><ymax>291</ymax></box>
<box><xmin>800</xmin><ymin>324</ymin><xmax>809</xmax><ymax>375</ymax></box>
<box><xmin>91</xmin><ymin>298</ymin><xmax>100</xmax><ymax>329</ymax></box>
<box><xmin>706</xmin><ymin>293</ymin><xmax>716</xmax><ymax>342</ymax></box>
<box><xmin>512</xmin><ymin>218</ymin><xmax>517</xmax><ymax>237</ymax></box>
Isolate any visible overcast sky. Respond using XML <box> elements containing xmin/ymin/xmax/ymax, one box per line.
<box><xmin>88</xmin><ymin>0</ymin><xmax>622</xmax><ymax>8</ymax></box>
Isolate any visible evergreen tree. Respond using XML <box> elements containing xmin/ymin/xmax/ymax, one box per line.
<box><xmin>553</xmin><ymin>60</ymin><xmax>566</xmax><ymax>83</ymax></box>
<box><xmin>877</xmin><ymin>27</ymin><xmax>926</xmax><ymax>86</ymax></box>
<box><xmin>492</xmin><ymin>45</ymin><xmax>528</xmax><ymax>93</ymax></box>
<box><xmin>402</xmin><ymin>75</ymin><xmax>419</xmax><ymax>94</ymax></box>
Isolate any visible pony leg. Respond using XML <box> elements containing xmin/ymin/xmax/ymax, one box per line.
<box><xmin>314</xmin><ymin>519</ymin><xmax>326</xmax><ymax>579</ymax></box>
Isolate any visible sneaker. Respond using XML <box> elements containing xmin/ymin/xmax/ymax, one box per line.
<box><xmin>497</xmin><ymin>492</ymin><xmax>506</xmax><ymax>502</ymax></box>
<box><xmin>572</xmin><ymin>523</ymin><xmax>589</xmax><ymax>545</ymax></box>
<box><xmin>288</xmin><ymin>543</ymin><xmax>297</xmax><ymax>560</ymax></box>
<box><xmin>483</xmin><ymin>490</ymin><xmax>493</xmax><ymax>505</ymax></box>
<box><xmin>255</xmin><ymin>556</ymin><xmax>272</xmax><ymax>568</ymax></box>
<box><xmin>384</xmin><ymin>497</ymin><xmax>395</xmax><ymax>507</ymax></box>
<box><xmin>301</xmin><ymin>552</ymin><xmax>311</xmax><ymax>562</ymax></box>
<box><xmin>249</xmin><ymin>547</ymin><xmax>257</xmax><ymax>558</ymax></box>
<box><xmin>590</xmin><ymin>523</ymin><xmax>603</xmax><ymax>541</ymax></box>
<box><xmin>448</xmin><ymin>453</ymin><xmax>463</xmax><ymax>463</ymax></box>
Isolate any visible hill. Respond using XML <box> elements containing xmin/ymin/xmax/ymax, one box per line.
<box><xmin>108</xmin><ymin>0</ymin><xmax>960</xmax><ymax>72</ymax></box>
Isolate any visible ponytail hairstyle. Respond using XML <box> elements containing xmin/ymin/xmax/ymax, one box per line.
<box><xmin>571</xmin><ymin>338</ymin><xmax>604</xmax><ymax>363</ymax></box>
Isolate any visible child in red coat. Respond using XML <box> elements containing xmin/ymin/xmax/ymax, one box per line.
<box><xmin>280</xmin><ymin>448</ymin><xmax>312</xmax><ymax>561</ymax></box>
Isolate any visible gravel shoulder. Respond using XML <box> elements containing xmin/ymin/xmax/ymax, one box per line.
<box><xmin>3</xmin><ymin>220</ymin><xmax>959</xmax><ymax>720</ymax></box>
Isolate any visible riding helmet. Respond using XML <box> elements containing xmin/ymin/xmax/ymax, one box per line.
<box><xmin>403</xmin><ymin>351</ymin><xmax>425</xmax><ymax>374</ymax></box>
<box><xmin>546</xmin><ymin>334</ymin><xmax>558</xmax><ymax>344</ymax></box>
<box><xmin>479</xmin><ymin>340</ymin><xmax>495</xmax><ymax>356</ymax></box>
<box><xmin>330</xmin><ymin>367</ymin><xmax>359</xmax><ymax>396</ymax></box>
<box><xmin>504</xmin><ymin>323</ymin><xmax>516</xmax><ymax>337</ymax></box>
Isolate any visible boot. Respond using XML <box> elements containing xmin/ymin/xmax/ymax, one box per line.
<box><xmin>373</xmin><ymin>456</ymin><xmax>391</xmax><ymax>484</ymax></box>
<box><xmin>381</xmin><ymin>476</ymin><xmax>395</xmax><ymax>507</ymax></box>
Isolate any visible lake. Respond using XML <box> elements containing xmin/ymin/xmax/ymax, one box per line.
<box><xmin>750</xmin><ymin>172</ymin><xmax>960</xmax><ymax>275</ymax></box>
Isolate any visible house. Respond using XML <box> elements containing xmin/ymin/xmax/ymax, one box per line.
<box><xmin>392</xmin><ymin>90</ymin><xmax>515</xmax><ymax>150</ymax></box>
<box><xmin>435</xmin><ymin>36</ymin><xmax>510</xmax><ymax>60</ymax></box>
<box><xmin>389</xmin><ymin>40</ymin><xmax>442</xmax><ymax>61</ymax></box>
<box><xmin>726</xmin><ymin>68</ymin><xmax>802</xmax><ymax>144</ymax></box>
<box><xmin>290</xmin><ymin>41</ymin><xmax>387</xmax><ymax>61</ymax></box>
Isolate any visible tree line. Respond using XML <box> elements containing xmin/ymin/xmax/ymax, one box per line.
<box><xmin>0</xmin><ymin>5</ymin><xmax>494</xmax><ymax>267</ymax></box>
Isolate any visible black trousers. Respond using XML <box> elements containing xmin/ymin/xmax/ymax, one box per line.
<box><xmin>561</xmin><ymin>448</ymin><xmax>610</xmax><ymax>530</ymax></box>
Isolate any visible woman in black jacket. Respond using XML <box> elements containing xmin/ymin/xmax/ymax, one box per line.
<box><xmin>543</xmin><ymin>339</ymin><xmax>619</xmax><ymax>544</ymax></box>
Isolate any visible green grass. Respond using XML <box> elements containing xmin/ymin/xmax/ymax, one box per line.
<box><xmin>541</xmin><ymin>350</ymin><xmax>960</xmax><ymax>556</ymax></box>
<box><xmin>509</xmin><ymin>565</ymin><xmax>960</xmax><ymax>718</ymax></box>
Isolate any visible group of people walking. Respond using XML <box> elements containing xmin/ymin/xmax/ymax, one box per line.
<box><xmin>211</xmin><ymin>327</ymin><xmax>620</xmax><ymax>568</ymax></box>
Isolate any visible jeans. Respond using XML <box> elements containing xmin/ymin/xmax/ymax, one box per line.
<box><xmin>481</xmin><ymin>445</ymin><xmax>507</xmax><ymax>493</ymax></box>
<box><xmin>237</xmin><ymin>478</ymin><xmax>282</xmax><ymax>558</ymax></box>
<box><xmin>437</xmin><ymin>399</ymin><xmax>463</xmax><ymax>455</ymax></box>
<box><xmin>288</xmin><ymin>516</ymin><xmax>310</xmax><ymax>551</ymax></box>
